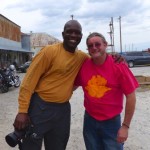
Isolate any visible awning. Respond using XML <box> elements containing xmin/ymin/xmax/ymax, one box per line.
<box><xmin>0</xmin><ymin>46</ymin><xmax>34</xmax><ymax>53</ymax></box>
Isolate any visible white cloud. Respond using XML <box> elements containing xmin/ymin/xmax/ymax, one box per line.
<box><xmin>1</xmin><ymin>0</ymin><xmax>150</xmax><ymax>52</ymax></box>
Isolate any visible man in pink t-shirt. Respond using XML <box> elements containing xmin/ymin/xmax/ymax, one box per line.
<box><xmin>75</xmin><ymin>32</ymin><xmax>139</xmax><ymax>150</ymax></box>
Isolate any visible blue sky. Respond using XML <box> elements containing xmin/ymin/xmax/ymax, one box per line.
<box><xmin>1</xmin><ymin>0</ymin><xmax>150</xmax><ymax>53</ymax></box>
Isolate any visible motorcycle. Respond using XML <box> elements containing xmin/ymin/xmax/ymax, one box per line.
<box><xmin>0</xmin><ymin>69</ymin><xmax>9</xmax><ymax>93</ymax></box>
<box><xmin>0</xmin><ymin>65</ymin><xmax>21</xmax><ymax>93</ymax></box>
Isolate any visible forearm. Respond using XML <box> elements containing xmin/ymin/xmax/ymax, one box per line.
<box><xmin>122</xmin><ymin>92</ymin><xmax>136</xmax><ymax>127</ymax></box>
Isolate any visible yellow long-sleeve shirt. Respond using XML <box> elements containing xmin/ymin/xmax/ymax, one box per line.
<box><xmin>18</xmin><ymin>43</ymin><xmax>88</xmax><ymax>113</ymax></box>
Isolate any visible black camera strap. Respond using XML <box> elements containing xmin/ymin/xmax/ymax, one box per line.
<box><xmin>18</xmin><ymin>141</ymin><xmax>23</xmax><ymax>150</ymax></box>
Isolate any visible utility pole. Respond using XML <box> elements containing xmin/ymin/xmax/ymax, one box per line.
<box><xmin>118</xmin><ymin>16</ymin><xmax>122</xmax><ymax>53</ymax></box>
<box><xmin>112</xmin><ymin>17</ymin><xmax>115</xmax><ymax>52</ymax></box>
<box><xmin>132</xmin><ymin>43</ymin><xmax>134</xmax><ymax>51</ymax></box>
<box><xmin>108</xmin><ymin>17</ymin><xmax>115</xmax><ymax>53</ymax></box>
<box><xmin>71</xmin><ymin>15</ymin><xmax>74</xmax><ymax>20</ymax></box>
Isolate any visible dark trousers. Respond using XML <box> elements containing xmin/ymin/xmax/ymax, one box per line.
<box><xmin>22</xmin><ymin>93</ymin><xmax>71</xmax><ymax>150</ymax></box>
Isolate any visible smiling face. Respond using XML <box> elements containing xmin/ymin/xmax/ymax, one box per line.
<box><xmin>62</xmin><ymin>20</ymin><xmax>83</xmax><ymax>53</ymax></box>
<box><xmin>87</xmin><ymin>36</ymin><xmax>107</xmax><ymax>59</ymax></box>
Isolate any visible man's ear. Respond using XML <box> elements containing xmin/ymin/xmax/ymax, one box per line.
<box><xmin>104</xmin><ymin>42</ymin><xmax>108</xmax><ymax>48</ymax></box>
<box><xmin>62</xmin><ymin>32</ymin><xmax>64</xmax><ymax>37</ymax></box>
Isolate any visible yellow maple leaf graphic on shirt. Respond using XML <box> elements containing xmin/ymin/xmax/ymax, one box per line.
<box><xmin>85</xmin><ymin>75</ymin><xmax>111</xmax><ymax>98</ymax></box>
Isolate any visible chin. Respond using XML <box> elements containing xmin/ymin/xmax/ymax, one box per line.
<box><xmin>91</xmin><ymin>53</ymin><xmax>102</xmax><ymax>58</ymax></box>
<box><xmin>70</xmin><ymin>46</ymin><xmax>77</xmax><ymax>51</ymax></box>
<box><xmin>67</xmin><ymin>46</ymin><xmax>77</xmax><ymax>53</ymax></box>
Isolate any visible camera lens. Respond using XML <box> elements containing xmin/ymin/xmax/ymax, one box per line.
<box><xmin>5</xmin><ymin>132</ymin><xmax>18</xmax><ymax>147</ymax></box>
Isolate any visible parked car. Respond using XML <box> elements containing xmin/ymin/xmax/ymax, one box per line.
<box><xmin>18</xmin><ymin>61</ymin><xmax>31</xmax><ymax>73</ymax></box>
<box><xmin>121</xmin><ymin>51</ymin><xmax>150</xmax><ymax>68</ymax></box>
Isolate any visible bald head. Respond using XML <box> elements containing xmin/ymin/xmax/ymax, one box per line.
<box><xmin>63</xmin><ymin>20</ymin><xmax>82</xmax><ymax>32</ymax></box>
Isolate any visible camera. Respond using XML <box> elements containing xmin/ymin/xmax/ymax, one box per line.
<box><xmin>5</xmin><ymin>129</ymin><xmax>26</xmax><ymax>147</ymax></box>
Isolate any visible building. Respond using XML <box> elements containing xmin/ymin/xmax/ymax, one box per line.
<box><xmin>0</xmin><ymin>14</ymin><xmax>33</xmax><ymax>68</ymax></box>
<box><xmin>30</xmin><ymin>32</ymin><xmax>61</xmax><ymax>56</ymax></box>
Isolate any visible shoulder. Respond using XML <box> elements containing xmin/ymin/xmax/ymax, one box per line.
<box><xmin>108</xmin><ymin>55</ymin><xmax>128</xmax><ymax>67</ymax></box>
<box><xmin>73</xmin><ymin>50</ymin><xmax>90</xmax><ymax>64</ymax></box>
<box><xmin>114</xmin><ymin>61</ymin><xmax>132</xmax><ymax>76</ymax></box>
<box><xmin>32</xmin><ymin>43</ymin><xmax>63</xmax><ymax>64</ymax></box>
<box><xmin>80</xmin><ymin>57</ymin><xmax>91</xmax><ymax>68</ymax></box>
<box><xmin>39</xmin><ymin>43</ymin><xmax>63</xmax><ymax>60</ymax></box>
<box><xmin>42</xmin><ymin>43</ymin><xmax>62</xmax><ymax>53</ymax></box>
<box><xmin>76</xmin><ymin>50</ymin><xmax>89</xmax><ymax>58</ymax></box>
<box><xmin>107</xmin><ymin>55</ymin><xmax>130</xmax><ymax>74</ymax></box>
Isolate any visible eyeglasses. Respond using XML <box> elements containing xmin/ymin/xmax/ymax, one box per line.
<box><xmin>87</xmin><ymin>42</ymin><xmax>101</xmax><ymax>49</ymax></box>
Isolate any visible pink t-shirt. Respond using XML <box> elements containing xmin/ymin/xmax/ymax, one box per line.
<box><xmin>75</xmin><ymin>55</ymin><xmax>139</xmax><ymax>121</ymax></box>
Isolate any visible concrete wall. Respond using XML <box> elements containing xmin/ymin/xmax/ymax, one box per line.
<box><xmin>135</xmin><ymin>75</ymin><xmax>150</xmax><ymax>84</ymax></box>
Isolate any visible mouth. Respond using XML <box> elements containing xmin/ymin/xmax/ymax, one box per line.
<box><xmin>90</xmin><ymin>50</ymin><xmax>102</xmax><ymax>57</ymax></box>
<box><xmin>69</xmin><ymin>39</ymin><xmax>78</xmax><ymax>44</ymax></box>
<box><xmin>67</xmin><ymin>39</ymin><xmax>80</xmax><ymax>48</ymax></box>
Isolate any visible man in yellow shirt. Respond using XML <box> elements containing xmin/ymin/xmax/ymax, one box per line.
<box><xmin>13</xmin><ymin>19</ymin><xmax>87</xmax><ymax>150</ymax></box>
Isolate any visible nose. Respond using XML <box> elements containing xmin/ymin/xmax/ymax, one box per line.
<box><xmin>70</xmin><ymin>32</ymin><xmax>77</xmax><ymax>37</ymax></box>
<box><xmin>92</xmin><ymin>44</ymin><xmax>97</xmax><ymax>49</ymax></box>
